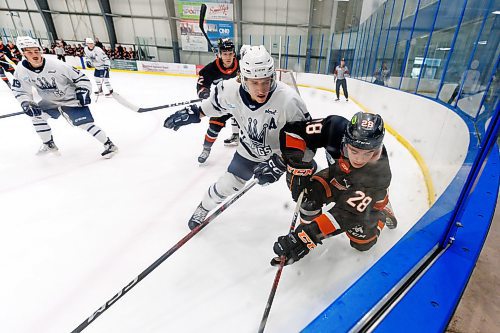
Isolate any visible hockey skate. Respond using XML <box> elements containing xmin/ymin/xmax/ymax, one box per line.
<box><xmin>188</xmin><ymin>202</ymin><xmax>210</xmax><ymax>230</ymax></box>
<box><xmin>101</xmin><ymin>138</ymin><xmax>118</xmax><ymax>158</ymax></box>
<box><xmin>36</xmin><ymin>139</ymin><xmax>59</xmax><ymax>155</ymax></box>
<box><xmin>94</xmin><ymin>88</ymin><xmax>103</xmax><ymax>96</ymax></box>
<box><xmin>198</xmin><ymin>147</ymin><xmax>211</xmax><ymax>164</ymax></box>
<box><xmin>105</xmin><ymin>89</ymin><xmax>114</xmax><ymax>97</ymax></box>
<box><xmin>383</xmin><ymin>203</ymin><xmax>398</xmax><ymax>229</ymax></box>
<box><xmin>223</xmin><ymin>133</ymin><xmax>239</xmax><ymax>146</ymax></box>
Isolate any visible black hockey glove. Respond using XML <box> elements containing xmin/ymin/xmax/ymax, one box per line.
<box><xmin>253</xmin><ymin>154</ymin><xmax>286</xmax><ymax>186</ymax></box>
<box><xmin>21</xmin><ymin>101</ymin><xmax>42</xmax><ymax>117</ymax></box>
<box><xmin>86</xmin><ymin>60</ymin><xmax>93</xmax><ymax>68</ymax></box>
<box><xmin>198</xmin><ymin>87</ymin><xmax>210</xmax><ymax>99</ymax></box>
<box><xmin>286</xmin><ymin>159</ymin><xmax>317</xmax><ymax>202</ymax></box>
<box><xmin>271</xmin><ymin>223</ymin><xmax>322</xmax><ymax>266</ymax></box>
<box><xmin>164</xmin><ymin>104</ymin><xmax>201</xmax><ymax>131</ymax></box>
<box><xmin>76</xmin><ymin>87</ymin><xmax>91</xmax><ymax>106</ymax></box>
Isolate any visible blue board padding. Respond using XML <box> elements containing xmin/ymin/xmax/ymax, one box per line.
<box><xmin>373</xmin><ymin>146</ymin><xmax>499</xmax><ymax>333</ymax></box>
<box><xmin>302</xmin><ymin>118</ymin><xmax>487</xmax><ymax>332</ymax></box>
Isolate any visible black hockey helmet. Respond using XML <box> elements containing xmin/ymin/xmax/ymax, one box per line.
<box><xmin>344</xmin><ymin>112</ymin><xmax>385</xmax><ymax>150</ymax></box>
<box><xmin>218</xmin><ymin>38</ymin><xmax>235</xmax><ymax>54</ymax></box>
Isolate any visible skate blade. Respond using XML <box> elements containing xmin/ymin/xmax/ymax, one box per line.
<box><xmin>36</xmin><ymin>150</ymin><xmax>61</xmax><ymax>156</ymax></box>
<box><xmin>224</xmin><ymin>142</ymin><xmax>238</xmax><ymax>147</ymax></box>
<box><xmin>102</xmin><ymin>149</ymin><xmax>118</xmax><ymax>159</ymax></box>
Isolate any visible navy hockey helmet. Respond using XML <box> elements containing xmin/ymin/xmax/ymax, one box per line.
<box><xmin>344</xmin><ymin>112</ymin><xmax>385</xmax><ymax>150</ymax></box>
<box><xmin>218</xmin><ymin>38</ymin><xmax>235</xmax><ymax>54</ymax></box>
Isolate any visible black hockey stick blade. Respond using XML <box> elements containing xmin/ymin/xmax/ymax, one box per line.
<box><xmin>258</xmin><ymin>192</ymin><xmax>305</xmax><ymax>333</ymax></box>
<box><xmin>199</xmin><ymin>4</ymin><xmax>216</xmax><ymax>54</ymax></box>
<box><xmin>70</xmin><ymin>179</ymin><xmax>258</xmax><ymax>333</ymax></box>
<box><xmin>0</xmin><ymin>111</ymin><xmax>24</xmax><ymax>119</ymax></box>
<box><xmin>137</xmin><ymin>98</ymin><xmax>203</xmax><ymax>113</ymax></box>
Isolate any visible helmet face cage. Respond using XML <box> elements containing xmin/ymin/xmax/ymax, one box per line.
<box><xmin>217</xmin><ymin>38</ymin><xmax>235</xmax><ymax>55</ymax></box>
<box><xmin>344</xmin><ymin>112</ymin><xmax>385</xmax><ymax>150</ymax></box>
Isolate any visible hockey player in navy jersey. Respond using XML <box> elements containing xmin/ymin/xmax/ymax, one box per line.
<box><xmin>269</xmin><ymin>112</ymin><xmax>397</xmax><ymax>265</ymax></box>
<box><xmin>196</xmin><ymin>38</ymin><xmax>240</xmax><ymax>164</ymax></box>
<box><xmin>164</xmin><ymin>45</ymin><xmax>312</xmax><ymax>230</ymax></box>
<box><xmin>12</xmin><ymin>36</ymin><xmax>118</xmax><ymax>157</ymax></box>
<box><xmin>84</xmin><ymin>37</ymin><xmax>113</xmax><ymax>96</ymax></box>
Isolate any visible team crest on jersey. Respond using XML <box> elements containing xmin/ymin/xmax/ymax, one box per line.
<box><xmin>245</xmin><ymin>118</ymin><xmax>273</xmax><ymax>156</ymax></box>
<box><xmin>247</xmin><ymin>118</ymin><xmax>268</xmax><ymax>146</ymax></box>
<box><xmin>265</xmin><ymin>108</ymin><xmax>277</xmax><ymax>115</ymax></box>
<box><xmin>35</xmin><ymin>77</ymin><xmax>64</xmax><ymax>96</ymax></box>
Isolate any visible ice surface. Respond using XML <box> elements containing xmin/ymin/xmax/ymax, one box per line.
<box><xmin>0</xmin><ymin>71</ymin><xmax>428</xmax><ymax>333</ymax></box>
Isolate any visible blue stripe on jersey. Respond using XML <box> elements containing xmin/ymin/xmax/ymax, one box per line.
<box><xmin>213</xmin><ymin>86</ymin><xmax>225</xmax><ymax>111</ymax></box>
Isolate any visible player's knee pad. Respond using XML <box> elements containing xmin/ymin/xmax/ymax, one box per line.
<box><xmin>350</xmin><ymin>238</ymin><xmax>377</xmax><ymax>252</ymax></box>
<box><xmin>202</xmin><ymin>172</ymin><xmax>246</xmax><ymax>210</ymax></box>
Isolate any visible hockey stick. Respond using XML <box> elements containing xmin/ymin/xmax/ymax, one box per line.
<box><xmin>71</xmin><ymin>179</ymin><xmax>258</xmax><ymax>333</ymax></box>
<box><xmin>137</xmin><ymin>98</ymin><xmax>203</xmax><ymax>113</ymax></box>
<box><xmin>258</xmin><ymin>191</ymin><xmax>305</xmax><ymax>333</ymax></box>
<box><xmin>111</xmin><ymin>91</ymin><xmax>202</xmax><ymax>113</ymax></box>
<box><xmin>199</xmin><ymin>4</ymin><xmax>217</xmax><ymax>54</ymax></box>
<box><xmin>0</xmin><ymin>111</ymin><xmax>24</xmax><ymax>119</ymax></box>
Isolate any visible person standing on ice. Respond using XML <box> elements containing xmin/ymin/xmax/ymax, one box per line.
<box><xmin>271</xmin><ymin>112</ymin><xmax>397</xmax><ymax>266</ymax></box>
<box><xmin>164</xmin><ymin>45</ymin><xmax>312</xmax><ymax>230</ymax></box>
<box><xmin>84</xmin><ymin>37</ymin><xmax>113</xmax><ymax>96</ymax></box>
<box><xmin>12</xmin><ymin>36</ymin><xmax>118</xmax><ymax>158</ymax></box>
<box><xmin>196</xmin><ymin>38</ymin><xmax>241</xmax><ymax>164</ymax></box>
<box><xmin>268</xmin><ymin>112</ymin><xmax>397</xmax><ymax>265</ymax></box>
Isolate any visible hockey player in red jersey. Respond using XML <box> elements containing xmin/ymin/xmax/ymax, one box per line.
<box><xmin>196</xmin><ymin>38</ymin><xmax>240</xmax><ymax>164</ymax></box>
<box><xmin>270</xmin><ymin>112</ymin><xmax>397</xmax><ymax>265</ymax></box>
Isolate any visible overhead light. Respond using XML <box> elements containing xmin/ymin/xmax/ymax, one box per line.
<box><xmin>436</xmin><ymin>47</ymin><xmax>451</xmax><ymax>51</ymax></box>
<box><xmin>492</xmin><ymin>10</ymin><xmax>500</xmax><ymax>14</ymax></box>
<box><xmin>478</xmin><ymin>40</ymin><xmax>487</xmax><ymax>45</ymax></box>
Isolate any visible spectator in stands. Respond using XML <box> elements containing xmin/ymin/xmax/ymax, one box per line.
<box><xmin>373</xmin><ymin>62</ymin><xmax>390</xmax><ymax>86</ymax></box>
<box><xmin>448</xmin><ymin>60</ymin><xmax>481</xmax><ymax>104</ymax></box>
<box><xmin>95</xmin><ymin>37</ymin><xmax>103</xmax><ymax>49</ymax></box>
<box><xmin>7</xmin><ymin>40</ymin><xmax>22</xmax><ymax>62</ymax></box>
<box><xmin>118</xmin><ymin>44</ymin><xmax>125</xmax><ymax>58</ymax></box>
<box><xmin>54</xmin><ymin>41</ymin><xmax>66</xmax><ymax>62</ymax></box>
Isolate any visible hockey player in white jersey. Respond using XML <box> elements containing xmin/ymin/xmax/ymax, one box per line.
<box><xmin>12</xmin><ymin>36</ymin><xmax>118</xmax><ymax>157</ymax></box>
<box><xmin>164</xmin><ymin>45</ymin><xmax>311</xmax><ymax>229</ymax></box>
<box><xmin>84</xmin><ymin>37</ymin><xmax>113</xmax><ymax>96</ymax></box>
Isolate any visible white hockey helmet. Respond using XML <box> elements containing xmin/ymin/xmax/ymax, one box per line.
<box><xmin>239</xmin><ymin>45</ymin><xmax>276</xmax><ymax>92</ymax></box>
<box><xmin>85</xmin><ymin>37</ymin><xmax>94</xmax><ymax>45</ymax></box>
<box><xmin>16</xmin><ymin>36</ymin><xmax>42</xmax><ymax>51</ymax></box>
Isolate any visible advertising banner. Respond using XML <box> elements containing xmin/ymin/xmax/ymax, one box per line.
<box><xmin>178</xmin><ymin>1</ymin><xmax>233</xmax><ymax>21</ymax></box>
<box><xmin>111</xmin><ymin>59</ymin><xmax>138</xmax><ymax>71</ymax></box>
<box><xmin>179</xmin><ymin>19</ymin><xmax>208</xmax><ymax>52</ymax></box>
<box><xmin>136</xmin><ymin>61</ymin><xmax>196</xmax><ymax>75</ymax></box>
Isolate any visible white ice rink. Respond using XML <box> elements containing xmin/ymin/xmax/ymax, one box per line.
<box><xmin>0</xmin><ymin>71</ymin><xmax>429</xmax><ymax>333</ymax></box>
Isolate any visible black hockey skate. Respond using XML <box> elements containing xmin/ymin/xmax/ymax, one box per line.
<box><xmin>37</xmin><ymin>139</ymin><xmax>59</xmax><ymax>155</ymax></box>
<box><xmin>223</xmin><ymin>133</ymin><xmax>239</xmax><ymax>146</ymax></box>
<box><xmin>105</xmin><ymin>89</ymin><xmax>114</xmax><ymax>97</ymax></box>
<box><xmin>188</xmin><ymin>203</ymin><xmax>210</xmax><ymax>230</ymax></box>
<box><xmin>101</xmin><ymin>138</ymin><xmax>118</xmax><ymax>158</ymax></box>
<box><xmin>383</xmin><ymin>203</ymin><xmax>398</xmax><ymax>229</ymax></box>
<box><xmin>198</xmin><ymin>147</ymin><xmax>211</xmax><ymax>164</ymax></box>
